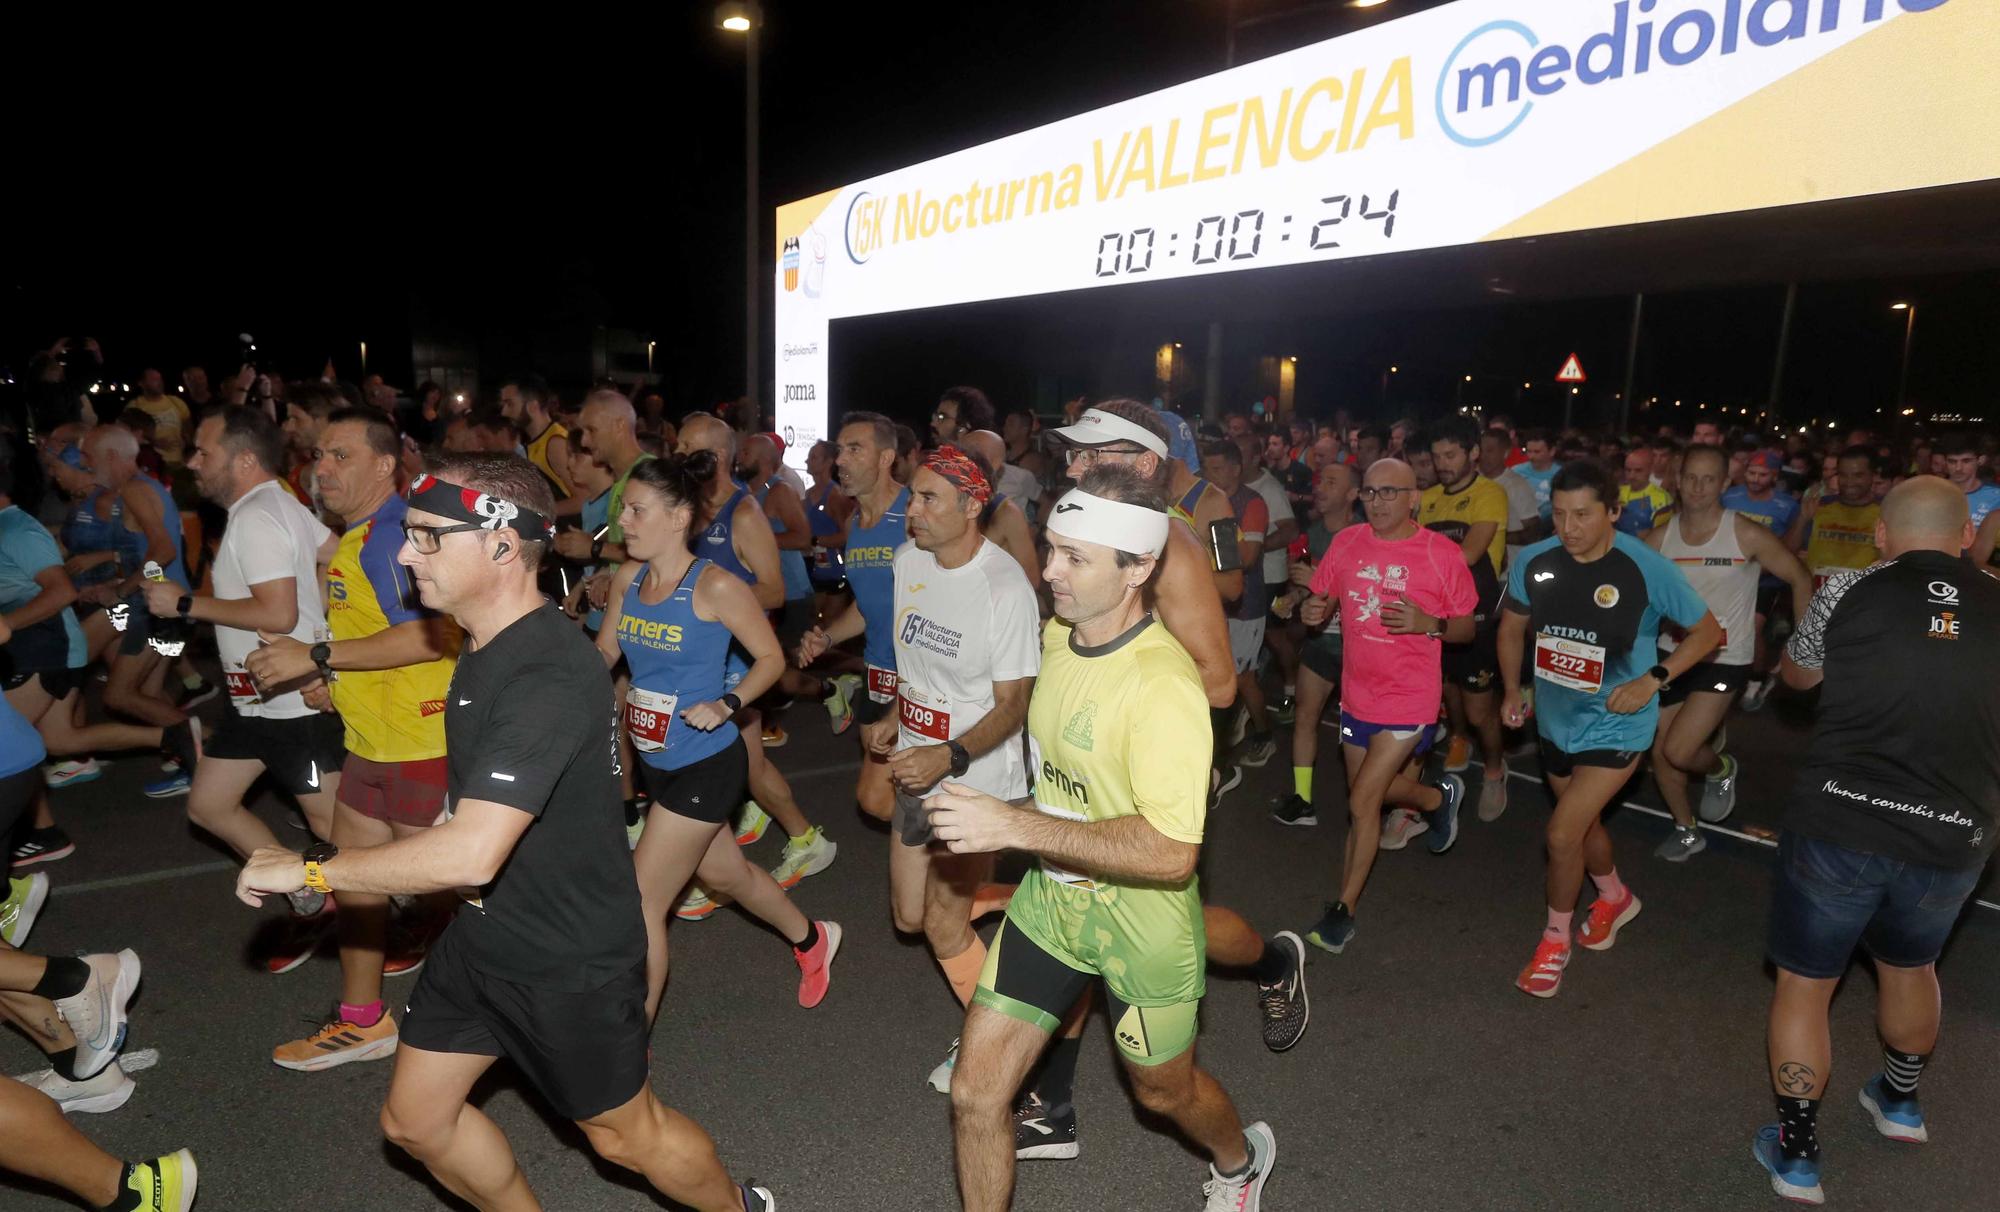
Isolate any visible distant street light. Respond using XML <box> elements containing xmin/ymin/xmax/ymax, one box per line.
<box><xmin>719</xmin><ymin>3</ymin><xmax>762</xmax><ymax>425</ymax></box>
<box><xmin>1891</xmin><ymin>301</ymin><xmax>1917</xmax><ymax>415</ymax></box>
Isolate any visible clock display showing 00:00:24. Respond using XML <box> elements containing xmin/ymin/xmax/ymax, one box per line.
<box><xmin>1093</xmin><ymin>189</ymin><xmax>1400</xmax><ymax>279</ymax></box>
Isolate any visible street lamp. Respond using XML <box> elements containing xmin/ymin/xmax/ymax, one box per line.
<box><xmin>1891</xmin><ymin>301</ymin><xmax>1916</xmax><ymax>415</ymax></box>
<box><xmin>719</xmin><ymin>3</ymin><xmax>762</xmax><ymax>425</ymax></box>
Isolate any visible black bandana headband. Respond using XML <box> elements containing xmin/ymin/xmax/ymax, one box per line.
<box><xmin>407</xmin><ymin>472</ymin><xmax>556</xmax><ymax>541</ymax></box>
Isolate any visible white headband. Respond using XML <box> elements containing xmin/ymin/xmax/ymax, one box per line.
<box><xmin>1051</xmin><ymin>408</ymin><xmax>1170</xmax><ymax>459</ymax></box>
<box><xmin>1045</xmin><ymin>487</ymin><xmax>1169</xmax><ymax>558</ymax></box>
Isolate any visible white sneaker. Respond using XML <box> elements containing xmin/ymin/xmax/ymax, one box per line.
<box><xmin>770</xmin><ymin>827</ymin><xmax>838</xmax><ymax>889</ymax></box>
<box><xmin>676</xmin><ymin>882</ymin><xmax>725</xmax><ymax>921</ymax></box>
<box><xmin>53</xmin><ymin>950</ymin><xmax>142</xmax><ymax>1080</ymax></box>
<box><xmin>1</xmin><ymin>871</ymin><xmax>50</xmax><ymax>945</ymax></box>
<box><xmin>14</xmin><ymin>1059</ymin><xmax>135</xmax><ymax>1114</ymax></box>
<box><xmin>1203</xmin><ymin>1120</ymin><xmax>1276</xmax><ymax>1211</ymax></box>
<box><xmin>1477</xmin><ymin>774</ymin><xmax>1509</xmax><ymax>822</ymax></box>
<box><xmin>927</xmin><ymin>1037</ymin><xmax>959</xmax><ymax>1093</ymax></box>
<box><xmin>1378</xmin><ymin>809</ymin><xmax>1429</xmax><ymax>851</ymax></box>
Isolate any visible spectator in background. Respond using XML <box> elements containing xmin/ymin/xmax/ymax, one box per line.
<box><xmin>1000</xmin><ymin>405</ymin><xmax>1049</xmax><ymax>487</ymax></box>
<box><xmin>1938</xmin><ymin>430</ymin><xmax>2000</xmax><ymax>531</ymax></box>
<box><xmin>1515</xmin><ymin>427</ymin><xmax>1561</xmax><ymax>522</ymax></box>
<box><xmin>113</xmin><ymin>408</ymin><xmax>170</xmax><ymax>487</ymax></box>
<box><xmin>931</xmin><ymin>386</ymin><xmax>994</xmax><ymax>447</ymax></box>
<box><xmin>892</xmin><ymin>423</ymin><xmax>920</xmax><ymax>485</ymax></box>
<box><xmin>1481</xmin><ymin>427</ymin><xmax>1543</xmax><ymax>565</ymax></box>
<box><xmin>635</xmin><ymin>388</ymin><xmax>670</xmax><ymax>442</ymax></box>
<box><xmin>280</xmin><ymin>382</ymin><xmax>344</xmax><ymax>511</ymax></box>
<box><xmin>181</xmin><ymin>365</ymin><xmax>213</xmax><ymax>410</ymax></box>
<box><xmin>1351</xmin><ymin>426</ymin><xmax>1386</xmax><ymax>475</ymax></box>
<box><xmin>1616</xmin><ymin>447</ymin><xmax>1671</xmax><ymax>536</ymax></box>
<box><xmin>1692</xmin><ymin>419</ymin><xmax>1723</xmax><ymax>446</ymax></box>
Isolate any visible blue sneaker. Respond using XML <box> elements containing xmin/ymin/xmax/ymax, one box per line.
<box><xmin>1858</xmin><ymin>1074</ymin><xmax>1928</xmax><ymax>1143</ymax></box>
<box><xmin>1752</xmin><ymin>1124</ymin><xmax>1825</xmax><ymax>1205</ymax></box>
<box><xmin>144</xmin><ymin>771</ymin><xmax>192</xmax><ymax>799</ymax></box>
<box><xmin>1303</xmin><ymin>902</ymin><xmax>1355</xmax><ymax>954</ymax></box>
<box><xmin>1423</xmin><ymin>774</ymin><xmax>1465</xmax><ymax>855</ymax></box>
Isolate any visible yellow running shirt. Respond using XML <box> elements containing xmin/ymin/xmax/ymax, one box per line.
<box><xmin>327</xmin><ymin>495</ymin><xmax>459</xmax><ymax>762</ymax></box>
<box><xmin>1804</xmin><ymin>499</ymin><xmax>1882</xmax><ymax>588</ymax></box>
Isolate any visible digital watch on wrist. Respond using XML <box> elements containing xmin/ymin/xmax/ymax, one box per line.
<box><xmin>946</xmin><ymin>739</ymin><xmax>971</xmax><ymax>777</ymax></box>
<box><xmin>302</xmin><ymin>841</ymin><xmax>338</xmax><ymax>893</ymax></box>
<box><xmin>1648</xmin><ymin>664</ymin><xmax>1672</xmax><ymax>687</ymax></box>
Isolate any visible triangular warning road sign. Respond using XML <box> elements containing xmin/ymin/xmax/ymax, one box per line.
<box><xmin>1555</xmin><ymin>353</ymin><xmax>1587</xmax><ymax>384</ymax></box>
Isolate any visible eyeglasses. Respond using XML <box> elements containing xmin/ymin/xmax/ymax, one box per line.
<box><xmin>401</xmin><ymin>520</ymin><xmax>487</xmax><ymax>554</ymax></box>
<box><xmin>1064</xmin><ymin>445</ymin><xmax>1148</xmax><ymax>468</ymax></box>
<box><xmin>1356</xmin><ymin>486</ymin><xmax>1416</xmax><ymax>502</ymax></box>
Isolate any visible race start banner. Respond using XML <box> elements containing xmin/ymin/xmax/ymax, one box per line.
<box><xmin>772</xmin><ymin>0</ymin><xmax>1998</xmax><ymax>463</ymax></box>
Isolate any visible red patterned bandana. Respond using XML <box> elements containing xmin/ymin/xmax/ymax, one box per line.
<box><xmin>923</xmin><ymin>445</ymin><xmax>992</xmax><ymax>504</ymax></box>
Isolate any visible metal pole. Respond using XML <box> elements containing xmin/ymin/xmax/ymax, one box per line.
<box><xmin>1767</xmin><ymin>282</ymin><xmax>1796</xmax><ymax>424</ymax></box>
<box><xmin>1620</xmin><ymin>291</ymin><xmax>1643</xmax><ymax>434</ymax></box>
<box><xmin>744</xmin><ymin>23</ymin><xmax>761</xmax><ymax>429</ymax></box>
<box><xmin>1896</xmin><ymin>303</ymin><xmax>1916</xmax><ymax>414</ymax></box>
<box><xmin>1203</xmin><ymin>320</ymin><xmax>1225</xmax><ymax>423</ymax></box>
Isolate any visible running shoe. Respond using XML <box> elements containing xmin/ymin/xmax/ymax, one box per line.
<box><xmin>1515</xmin><ymin>936</ymin><xmax>1571</xmax><ymax>998</ymax></box>
<box><xmin>927</xmin><ymin>1037</ymin><xmax>958</xmax><ymax>1093</ymax></box>
<box><xmin>383</xmin><ymin>913</ymin><xmax>441</xmax><ymax>978</ymax></box>
<box><xmin>1</xmin><ymin>871</ymin><xmax>49</xmax><ymax>945</ymax></box>
<box><xmin>14</xmin><ymin>827</ymin><xmax>76</xmax><ymax>867</ymax></box>
<box><xmin>161</xmin><ymin>718</ymin><xmax>202</xmax><ymax>775</ymax></box>
<box><xmin>1202</xmin><ymin>1120</ymin><xmax>1276</xmax><ymax>1212</ymax></box>
<box><xmin>54</xmin><ymin>949</ymin><xmax>142</xmax><ymax>1079</ymax></box>
<box><xmin>1303</xmin><ymin>902</ymin><xmax>1355</xmax><ymax>954</ymax></box>
<box><xmin>178</xmin><ymin>677</ymin><xmax>221</xmax><ymax>708</ymax></box>
<box><xmin>1238</xmin><ymin>732</ymin><xmax>1276</xmax><ymax>768</ymax></box>
<box><xmin>1443</xmin><ymin>735</ymin><xmax>1471</xmax><ymax>773</ymax></box>
<box><xmin>1256</xmin><ymin>931</ymin><xmax>1310</xmax><ymax>1052</ymax></box>
<box><xmin>1477</xmin><ymin>771</ymin><xmax>1509</xmax><ymax>822</ymax></box>
<box><xmin>263</xmin><ymin>903</ymin><xmax>335</xmax><ymax>975</ymax></box>
<box><xmin>823</xmin><ymin>673</ymin><xmax>861</xmax><ymax>736</ymax></box>
<box><xmin>120</xmin><ymin>1148</ymin><xmax>199</xmax><ymax>1212</ymax></box>
<box><xmin>1227</xmin><ymin>706</ymin><xmax>1250</xmax><ymax>748</ymax></box>
<box><xmin>741</xmin><ymin>1184</ymin><xmax>777</xmax><ymax>1211</ymax></box>
<box><xmin>1272</xmin><ymin>695</ymin><xmax>1295</xmax><ymax>726</ymax></box>
<box><xmin>1208</xmin><ymin>765</ymin><xmax>1243</xmax><ymax>810</ymax></box>
<box><xmin>143</xmin><ymin>772</ymin><xmax>191</xmax><ymax>799</ymax></box>
<box><xmin>762</xmin><ymin>725</ymin><xmax>789</xmax><ymax>749</ymax></box>
<box><xmin>1699</xmin><ymin>753</ymin><xmax>1740</xmax><ymax>823</ymax></box>
<box><xmin>1270</xmin><ymin>794</ymin><xmax>1316</xmax><ymax>828</ymax></box>
<box><xmin>159</xmin><ymin>756</ymin><xmax>182</xmax><ymax>773</ymax></box>
<box><xmin>1015</xmin><ymin>1091</ymin><xmax>1079</xmax><ymax>1160</ymax></box>
<box><xmin>44</xmin><ymin>758</ymin><xmax>102</xmax><ymax>789</ymax></box>
<box><xmin>770</xmin><ymin>827</ymin><xmax>838</xmax><ymax>888</ymax></box>
<box><xmin>1578</xmin><ymin>890</ymin><xmax>1642</xmax><ymax>951</ymax></box>
<box><xmin>626</xmin><ymin>815</ymin><xmax>646</xmax><ymax>851</ymax></box>
<box><xmin>792</xmin><ymin>921</ymin><xmax>842</xmax><ymax>1008</ymax></box>
<box><xmin>1741</xmin><ymin>677</ymin><xmax>1774</xmax><ymax>713</ymax></box>
<box><xmin>734</xmin><ymin>801</ymin><xmax>772</xmax><ymax>846</ymax></box>
<box><xmin>1858</xmin><ymin>1073</ymin><xmax>1928</xmax><ymax>1143</ymax></box>
<box><xmin>676</xmin><ymin>882</ymin><xmax>727</xmax><ymax>921</ymax></box>
<box><xmin>1751</xmin><ymin>1124</ymin><xmax>1824</xmax><ymax>1205</ymax></box>
<box><xmin>1422</xmin><ymin>774</ymin><xmax>1466</xmax><ymax>855</ymax></box>
<box><xmin>272</xmin><ymin>1006</ymin><xmax>400</xmax><ymax>1071</ymax></box>
<box><xmin>14</xmin><ymin>1057</ymin><xmax>135</xmax><ymax>1114</ymax></box>
<box><xmin>1377</xmin><ymin>808</ymin><xmax>1428</xmax><ymax>851</ymax></box>
<box><xmin>1655</xmin><ymin>826</ymin><xmax>1707</xmax><ymax>863</ymax></box>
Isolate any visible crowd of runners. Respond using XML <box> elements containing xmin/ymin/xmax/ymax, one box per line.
<box><xmin>0</xmin><ymin>356</ymin><xmax>1995</xmax><ymax>1209</ymax></box>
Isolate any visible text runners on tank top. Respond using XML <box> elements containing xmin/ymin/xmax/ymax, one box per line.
<box><xmin>616</xmin><ymin>558</ymin><xmax>738</xmax><ymax>770</ymax></box>
<box><xmin>1658</xmin><ymin>509</ymin><xmax>1758</xmax><ymax>667</ymax></box>
<box><xmin>845</xmin><ymin>485</ymin><xmax>910</xmax><ymax>707</ymax></box>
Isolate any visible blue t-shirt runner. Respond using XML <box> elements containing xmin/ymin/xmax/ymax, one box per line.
<box><xmin>1506</xmin><ymin>531</ymin><xmax>1710</xmax><ymax>756</ymax></box>
<box><xmin>844</xmin><ymin>485</ymin><xmax>909</xmax><ymax>708</ymax></box>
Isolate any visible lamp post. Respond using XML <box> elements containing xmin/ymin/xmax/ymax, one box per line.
<box><xmin>718</xmin><ymin>2</ymin><xmax>762</xmax><ymax>427</ymax></box>
<box><xmin>1891</xmin><ymin>301</ymin><xmax>1917</xmax><ymax>416</ymax></box>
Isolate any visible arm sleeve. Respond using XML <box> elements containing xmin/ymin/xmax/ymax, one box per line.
<box><xmin>456</xmin><ymin>665</ymin><xmax>592</xmax><ymax>818</ymax></box>
<box><xmin>1786</xmin><ymin>566</ymin><xmax>1873</xmax><ymax>670</ymax></box>
<box><xmin>1127</xmin><ymin>655</ymin><xmax>1212</xmax><ymax>844</ymax></box>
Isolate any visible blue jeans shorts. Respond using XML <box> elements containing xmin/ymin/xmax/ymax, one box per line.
<box><xmin>1767</xmin><ymin>832</ymin><xmax>1984</xmax><ymax>979</ymax></box>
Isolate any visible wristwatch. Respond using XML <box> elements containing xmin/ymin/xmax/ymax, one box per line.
<box><xmin>720</xmin><ymin>692</ymin><xmax>743</xmax><ymax>714</ymax></box>
<box><xmin>175</xmin><ymin>594</ymin><xmax>194</xmax><ymax>618</ymax></box>
<box><xmin>946</xmin><ymin>739</ymin><xmax>972</xmax><ymax>777</ymax></box>
<box><xmin>310</xmin><ymin>642</ymin><xmax>334</xmax><ymax>679</ymax></box>
<box><xmin>1647</xmin><ymin>663</ymin><xmax>1672</xmax><ymax>687</ymax></box>
<box><xmin>302</xmin><ymin>841</ymin><xmax>339</xmax><ymax>894</ymax></box>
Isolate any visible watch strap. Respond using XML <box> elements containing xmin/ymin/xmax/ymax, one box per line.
<box><xmin>946</xmin><ymin>738</ymin><xmax>972</xmax><ymax>776</ymax></box>
<box><xmin>175</xmin><ymin>594</ymin><xmax>194</xmax><ymax>618</ymax></box>
<box><xmin>721</xmin><ymin>692</ymin><xmax>743</xmax><ymax>714</ymax></box>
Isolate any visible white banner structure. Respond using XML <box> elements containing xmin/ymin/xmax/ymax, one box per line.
<box><xmin>773</xmin><ymin>0</ymin><xmax>1998</xmax><ymax>465</ymax></box>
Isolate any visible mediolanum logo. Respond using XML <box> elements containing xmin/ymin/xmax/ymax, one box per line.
<box><xmin>1435</xmin><ymin>0</ymin><xmax>1951</xmax><ymax>149</ymax></box>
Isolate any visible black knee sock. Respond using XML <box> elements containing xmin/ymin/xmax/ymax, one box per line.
<box><xmin>1248</xmin><ymin>936</ymin><xmax>1291</xmax><ymax>984</ymax></box>
<box><xmin>1776</xmin><ymin>1096</ymin><xmax>1820</xmax><ymax>1160</ymax></box>
<box><xmin>791</xmin><ymin>920</ymin><xmax>819</xmax><ymax>952</ymax></box>
<box><xmin>1034</xmin><ymin>1033</ymin><xmax>1083</xmax><ymax>1112</ymax></box>
<box><xmin>31</xmin><ymin>955</ymin><xmax>89</xmax><ymax>1000</ymax></box>
<box><xmin>1883</xmin><ymin>1046</ymin><xmax>1928</xmax><ymax>1097</ymax></box>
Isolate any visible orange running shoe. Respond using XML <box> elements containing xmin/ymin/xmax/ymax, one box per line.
<box><xmin>1578</xmin><ymin>891</ymin><xmax>1642</xmax><ymax>951</ymax></box>
<box><xmin>1443</xmin><ymin>734</ymin><xmax>1471</xmax><ymax>773</ymax></box>
<box><xmin>272</xmin><ymin>1007</ymin><xmax>399</xmax><ymax>1071</ymax></box>
<box><xmin>1515</xmin><ymin>937</ymin><xmax>1571</xmax><ymax>999</ymax></box>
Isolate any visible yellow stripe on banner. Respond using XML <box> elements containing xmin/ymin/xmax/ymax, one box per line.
<box><xmin>775</xmin><ymin>187</ymin><xmax>843</xmax><ymax>258</ymax></box>
<box><xmin>1485</xmin><ymin>2</ymin><xmax>2000</xmax><ymax>242</ymax></box>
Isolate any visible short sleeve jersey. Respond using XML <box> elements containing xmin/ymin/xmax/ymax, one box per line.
<box><xmin>328</xmin><ymin>494</ymin><xmax>460</xmax><ymax>763</ymax></box>
<box><xmin>1962</xmin><ymin>482</ymin><xmax>2000</xmax><ymax>531</ymax></box>
<box><xmin>444</xmin><ymin>603</ymin><xmax>646</xmax><ymax>991</ymax></box>
<box><xmin>1225</xmin><ymin>485</ymin><xmax>1271</xmax><ymax>621</ymax></box>
<box><xmin>0</xmin><ymin>505</ymin><xmax>86</xmax><ymax>673</ymax></box>
<box><xmin>1419</xmin><ymin>475</ymin><xmax>1509</xmax><ymax>606</ymax></box>
<box><xmin>1781</xmin><ymin>553</ymin><xmax>2000</xmax><ymax>870</ymax></box>
<box><xmin>1616</xmin><ymin>483</ymin><xmax>1672</xmax><ymax>535</ymax></box>
<box><xmin>212</xmin><ymin>480</ymin><xmax>333</xmax><ymax>719</ymax></box>
<box><xmin>1246</xmin><ymin>469</ymin><xmax>1296</xmax><ymax>586</ymax></box>
<box><xmin>1309</xmin><ymin>524</ymin><xmax>1476</xmax><ymax>725</ymax></box>
<box><xmin>1516</xmin><ymin>462</ymin><xmax>1561</xmax><ymax>520</ymax></box>
<box><xmin>1506</xmin><ymin>531</ymin><xmax>1710</xmax><ymax>753</ymax></box>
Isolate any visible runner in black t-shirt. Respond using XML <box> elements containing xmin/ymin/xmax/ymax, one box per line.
<box><xmin>1751</xmin><ymin>476</ymin><xmax>1998</xmax><ymax>1208</ymax></box>
<box><xmin>240</xmin><ymin>454</ymin><xmax>773</xmax><ymax>1212</ymax></box>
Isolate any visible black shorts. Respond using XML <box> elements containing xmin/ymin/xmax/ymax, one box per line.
<box><xmin>1755</xmin><ymin>581</ymin><xmax>1785</xmax><ymax>618</ymax></box>
<box><xmin>1659</xmin><ymin>661</ymin><xmax>1751</xmax><ymax>707</ymax></box>
<box><xmin>400</xmin><ymin>925</ymin><xmax>650</xmax><ymax>1122</ymax></box>
<box><xmin>114</xmin><ymin>597</ymin><xmax>170</xmax><ymax>658</ymax></box>
<box><xmin>0</xmin><ymin>765</ymin><xmax>41</xmax><ymax>839</ymax></box>
<box><xmin>1440</xmin><ymin>618</ymin><xmax>1500</xmax><ymax>692</ymax></box>
<box><xmin>635</xmin><ymin>734</ymin><xmax>746</xmax><ymax>826</ymax></box>
<box><xmin>855</xmin><ymin>694</ymin><xmax>893</xmax><ymax>726</ymax></box>
<box><xmin>773</xmin><ymin>597</ymin><xmax>815</xmax><ymax>651</ymax></box>
<box><xmin>205</xmin><ymin>710</ymin><xmax>347</xmax><ymax>798</ymax></box>
<box><xmin>1299</xmin><ymin>631</ymin><xmax>1341</xmax><ymax>684</ymax></box>
<box><xmin>2</xmin><ymin>666</ymin><xmax>87</xmax><ymax>699</ymax></box>
<box><xmin>1537</xmin><ymin>738</ymin><xmax>1641</xmax><ymax>780</ymax></box>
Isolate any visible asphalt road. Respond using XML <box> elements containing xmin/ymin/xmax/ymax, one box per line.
<box><xmin>9</xmin><ymin>688</ymin><xmax>1998</xmax><ymax>1211</ymax></box>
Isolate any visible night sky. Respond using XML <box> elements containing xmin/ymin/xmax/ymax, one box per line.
<box><xmin>8</xmin><ymin>0</ymin><xmax>1996</xmax><ymax>432</ymax></box>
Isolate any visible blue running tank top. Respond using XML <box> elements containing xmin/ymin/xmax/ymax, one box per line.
<box><xmin>805</xmin><ymin>483</ymin><xmax>845</xmax><ymax>587</ymax></box>
<box><xmin>615</xmin><ymin>558</ymin><xmax>738</xmax><ymax>771</ymax></box>
<box><xmin>845</xmin><ymin>486</ymin><xmax>909</xmax><ymax>698</ymax></box>
<box><xmin>756</xmin><ymin>476</ymin><xmax>814</xmax><ymax>603</ymax></box>
<box><xmin>60</xmin><ymin>489</ymin><xmax>139</xmax><ymax>589</ymax></box>
<box><xmin>698</xmin><ymin>484</ymin><xmax>758</xmax><ymax>585</ymax></box>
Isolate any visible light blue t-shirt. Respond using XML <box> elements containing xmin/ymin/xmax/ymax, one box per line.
<box><xmin>1964</xmin><ymin>482</ymin><xmax>2000</xmax><ymax>531</ymax></box>
<box><xmin>0</xmin><ymin>505</ymin><xmax>87</xmax><ymax>670</ymax></box>
<box><xmin>1516</xmin><ymin>462</ymin><xmax>1560</xmax><ymax>521</ymax></box>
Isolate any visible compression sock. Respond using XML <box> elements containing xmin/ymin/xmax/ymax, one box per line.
<box><xmin>937</xmin><ymin>936</ymin><xmax>987</xmax><ymax>1007</ymax></box>
<box><xmin>1590</xmin><ymin>868</ymin><xmax>1628</xmax><ymax>904</ymax></box>
<box><xmin>1293</xmin><ymin>767</ymin><xmax>1312</xmax><ymax>800</ymax></box>
<box><xmin>340</xmin><ymin>1000</ymin><xmax>385</xmax><ymax>1028</ymax></box>
<box><xmin>1776</xmin><ymin>1096</ymin><xmax>1820</xmax><ymax>1160</ymax></box>
<box><xmin>1249</xmin><ymin>937</ymin><xmax>1291</xmax><ymax>984</ymax></box>
<box><xmin>30</xmin><ymin>955</ymin><xmax>90</xmax><ymax>1000</ymax></box>
<box><xmin>1884</xmin><ymin>1046</ymin><xmax>1929</xmax><ymax>1097</ymax></box>
<box><xmin>1544</xmin><ymin>908</ymin><xmax>1573</xmax><ymax>944</ymax></box>
<box><xmin>1034</xmin><ymin>1033</ymin><xmax>1083</xmax><ymax>1112</ymax></box>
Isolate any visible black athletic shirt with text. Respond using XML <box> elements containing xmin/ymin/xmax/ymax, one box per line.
<box><xmin>443</xmin><ymin>601</ymin><xmax>647</xmax><ymax>989</ymax></box>
<box><xmin>1783</xmin><ymin>551</ymin><xmax>2000</xmax><ymax>870</ymax></box>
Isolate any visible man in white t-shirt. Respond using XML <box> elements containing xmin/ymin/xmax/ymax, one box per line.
<box><xmin>879</xmin><ymin>446</ymin><xmax>1040</xmax><ymax>1093</ymax></box>
<box><xmin>1239</xmin><ymin>431</ymin><xmax>1300</xmax><ymax>713</ymax></box>
<box><xmin>144</xmin><ymin>408</ymin><xmax>346</xmax><ymax>956</ymax></box>
<box><xmin>1480</xmin><ymin>428</ymin><xmax>1542</xmax><ymax>569</ymax></box>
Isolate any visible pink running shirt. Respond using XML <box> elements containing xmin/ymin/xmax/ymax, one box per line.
<box><xmin>1307</xmin><ymin>523</ymin><xmax>1477</xmax><ymax>726</ymax></box>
